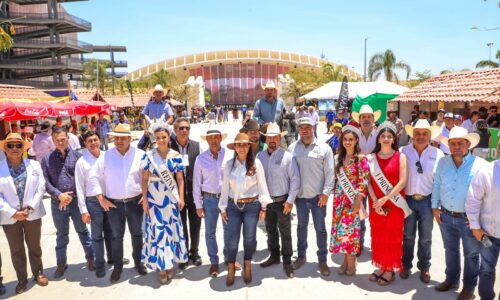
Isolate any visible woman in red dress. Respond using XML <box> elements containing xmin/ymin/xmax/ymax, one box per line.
<box><xmin>367</xmin><ymin>122</ymin><xmax>408</xmax><ymax>286</ymax></box>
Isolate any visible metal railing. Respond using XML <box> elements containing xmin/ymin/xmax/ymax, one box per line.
<box><xmin>0</xmin><ymin>78</ymin><xmax>67</xmax><ymax>88</ymax></box>
<box><xmin>14</xmin><ymin>36</ymin><xmax>93</xmax><ymax>51</ymax></box>
<box><xmin>0</xmin><ymin>57</ymin><xmax>83</xmax><ymax>67</ymax></box>
<box><xmin>1</xmin><ymin>12</ymin><xmax>91</xmax><ymax>29</ymax></box>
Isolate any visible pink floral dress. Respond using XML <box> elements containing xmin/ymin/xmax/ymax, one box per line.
<box><xmin>329</xmin><ymin>155</ymin><xmax>370</xmax><ymax>255</ymax></box>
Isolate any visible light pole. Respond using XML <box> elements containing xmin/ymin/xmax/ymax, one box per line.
<box><xmin>364</xmin><ymin>38</ymin><xmax>368</xmax><ymax>82</ymax></box>
<box><xmin>487</xmin><ymin>42</ymin><xmax>494</xmax><ymax>62</ymax></box>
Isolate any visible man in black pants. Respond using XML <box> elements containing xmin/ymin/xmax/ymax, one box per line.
<box><xmin>171</xmin><ymin>118</ymin><xmax>201</xmax><ymax>269</ymax></box>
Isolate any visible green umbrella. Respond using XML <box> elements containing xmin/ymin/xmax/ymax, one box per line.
<box><xmin>352</xmin><ymin>93</ymin><xmax>399</xmax><ymax>123</ymax></box>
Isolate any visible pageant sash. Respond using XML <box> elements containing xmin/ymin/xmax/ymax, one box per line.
<box><xmin>338</xmin><ymin>166</ymin><xmax>368</xmax><ymax>220</ymax></box>
<box><xmin>368</xmin><ymin>154</ymin><xmax>412</xmax><ymax>218</ymax></box>
<box><xmin>146</xmin><ymin>150</ymin><xmax>180</xmax><ymax>204</ymax></box>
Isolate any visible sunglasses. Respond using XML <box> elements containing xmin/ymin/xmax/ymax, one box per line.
<box><xmin>416</xmin><ymin>161</ymin><xmax>423</xmax><ymax>174</ymax></box>
<box><xmin>178</xmin><ymin>126</ymin><xmax>190</xmax><ymax>131</ymax></box>
<box><xmin>6</xmin><ymin>143</ymin><xmax>23</xmax><ymax>149</ymax></box>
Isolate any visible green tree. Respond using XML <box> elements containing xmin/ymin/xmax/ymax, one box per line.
<box><xmin>476</xmin><ymin>60</ymin><xmax>499</xmax><ymax>68</ymax></box>
<box><xmin>322</xmin><ymin>63</ymin><xmax>349</xmax><ymax>82</ymax></box>
<box><xmin>407</xmin><ymin>70</ymin><xmax>432</xmax><ymax>87</ymax></box>
<box><xmin>82</xmin><ymin>59</ymin><xmax>111</xmax><ymax>93</ymax></box>
<box><xmin>151</xmin><ymin>69</ymin><xmax>174</xmax><ymax>86</ymax></box>
<box><xmin>368</xmin><ymin>49</ymin><xmax>411</xmax><ymax>82</ymax></box>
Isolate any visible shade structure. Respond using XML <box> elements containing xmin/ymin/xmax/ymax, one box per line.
<box><xmin>301</xmin><ymin>81</ymin><xmax>409</xmax><ymax>101</ymax></box>
<box><xmin>65</xmin><ymin>101</ymin><xmax>110</xmax><ymax>116</ymax></box>
<box><xmin>352</xmin><ymin>93</ymin><xmax>400</xmax><ymax>123</ymax></box>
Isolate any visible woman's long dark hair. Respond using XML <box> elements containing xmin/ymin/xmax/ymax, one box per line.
<box><xmin>232</xmin><ymin>145</ymin><xmax>256</xmax><ymax>176</ymax></box>
<box><xmin>372</xmin><ymin>127</ymin><xmax>398</xmax><ymax>153</ymax></box>
<box><xmin>335</xmin><ymin>129</ymin><xmax>361</xmax><ymax>175</ymax></box>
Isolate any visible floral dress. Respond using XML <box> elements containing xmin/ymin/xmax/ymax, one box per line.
<box><xmin>329</xmin><ymin>155</ymin><xmax>370</xmax><ymax>255</ymax></box>
<box><xmin>141</xmin><ymin>151</ymin><xmax>188</xmax><ymax>271</ymax></box>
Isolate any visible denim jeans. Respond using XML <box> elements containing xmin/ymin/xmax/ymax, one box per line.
<box><xmin>99</xmin><ymin>135</ymin><xmax>109</xmax><ymax>151</ymax></box>
<box><xmin>439</xmin><ymin>212</ymin><xmax>481</xmax><ymax>291</ymax></box>
<box><xmin>265</xmin><ymin>201</ymin><xmax>293</xmax><ymax>264</ymax></box>
<box><xmin>51</xmin><ymin>198</ymin><xmax>94</xmax><ymax>266</ymax></box>
<box><xmin>203</xmin><ymin>194</ymin><xmax>225</xmax><ymax>265</ymax></box>
<box><xmin>402</xmin><ymin>195</ymin><xmax>434</xmax><ymax>271</ymax></box>
<box><xmin>478</xmin><ymin>235</ymin><xmax>500</xmax><ymax>300</ymax></box>
<box><xmin>86</xmin><ymin>197</ymin><xmax>112</xmax><ymax>269</ymax></box>
<box><xmin>107</xmin><ymin>197</ymin><xmax>143</xmax><ymax>269</ymax></box>
<box><xmin>223</xmin><ymin>200</ymin><xmax>260</xmax><ymax>262</ymax></box>
<box><xmin>295</xmin><ymin>196</ymin><xmax>328</xmax><ymax>262</ymax></box>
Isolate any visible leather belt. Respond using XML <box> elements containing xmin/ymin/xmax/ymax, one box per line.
<box><xmin>108</xmin><ymin>194</ymin><xmax>142</xmax><ymax>203</ymax></box>
<box><xmin>202</xmin><ymin>191</ymin><xmax>220</xmax><ymax>198</ymax></box>
<box><xmin>271</xmin><ymin>194</ymin><xmax>288</xmax><ymax>203</ymax></box>
<box><xmin>408</xmin><ymin>193</ymin><xmax>430</xmax><ymax>201</ymax></box>
<box><xmin>229</xmin><ymin>196</ymin><xmax>257</xmax><ymax>204</ymax></box>
<box><xmin>441</xmin><ymin>207</ymin><xmax>466</xmax><ymax>218</ymax></box>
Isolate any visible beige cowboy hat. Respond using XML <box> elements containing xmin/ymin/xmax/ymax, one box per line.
<box><xmin>405</xmin><ymin>119</ymin><xmax>441</xmax><ymax>140</ymax></box>
<box><xmin>108</xmin><ymin>123</ymin><xmax>132</xmax><ymax>137</ymax></box>
<box><xmin>441</xmin><ymin>126</ymin><xmax>480</xmax><ymax>149</ymax></box>
<box><xmin>0</xmin><ymin>133</ymin><xmax>32</xmax><ymax>152</ymax></box>
<box><xmin>150</xmin><ymin>84</ymin><xmax>165</xmax><ymax>95</ymax></box>
<box><xmin>351</xmin><ymin>104</ymin><xmax>382</xmax><ymax>123</ymax></box>
<box><xmin>262</xmin><ymin>122</ymin><xmax>287</xmax><ymax>137</ymax></box>
<box><xmin>200</xmin><ymin>127</ymin><xmax>228</xmax><ymax>141</ymax></box>
<box><xmin>261</xmin><ymin>80</ymin><xmax>276</xmax><ymax>90</ymax></box>
<box><xmin>227</xmin><ymin>133</ymin><xmax>252</xmax><ymax>150</ymax></box>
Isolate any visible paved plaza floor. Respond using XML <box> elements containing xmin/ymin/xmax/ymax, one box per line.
<box><xmin>0</xmin><ymin>119</ymin><xmax>498</xmax><ymax>300</ymax></box>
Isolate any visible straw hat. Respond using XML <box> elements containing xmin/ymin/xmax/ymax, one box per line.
<box><xmin>200</xmin><ymin>127</ymin><xmax>228</xmax><ymax>141</ymax></box>
<box><xmin>107</xmin><ymin>123</ymin><xmax>132</xmax><ymax>137</ymax></box>
<box><xmin>261</xmin><ymin>80</ymin><xmax>276</xmax><ymax>90</ymax></box>
<box><xmin>351</xmin><ymin>104</ymin><xmax>381</xmax><ymax>123</ymax></box>
<box><xmin>227</xmin><ymin>133</ymin><xmax>252</xmax><ymax>150</ymax></box>
<box><xmin>262</xmin><ymin>123</ymin><xmax>287</xmax><ymax>137</ymax></box>
<box><xmin>441</xmin><ymin>126</ymin><xmax>480</xmax><ymax>149</ymax></box>
<box><xmin>151</xmin><ymin>84</ymin><xmax>165</xmax><ymax>94</ymax></box>
<box><xmin>404</xmin><ymin>119</ymin><xmax>441</xmax><ymax>140</ymax></box>
<box><xmin>0</xmin><ymin>133</ymin><xmax>32</xmax><ymax>152</ymax></box>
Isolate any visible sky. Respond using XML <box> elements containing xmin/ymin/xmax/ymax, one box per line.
<box><xmin>65</xmin><ymin>0</ymin><xmax>500</xmax><ymax>78</ymax></box>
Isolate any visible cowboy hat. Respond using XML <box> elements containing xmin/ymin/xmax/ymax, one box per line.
<box><xmin>261</xmin><ymin>80</ymin><xmax>276</xmax><ymax>90</ymax></box>
<box><xmin>200</xmin><ymin>127</ymin><xmax>228</xmax><ymax>141</ymax></box>
<box><xmin>262</xmin><ymin>123</ymin><xmax>287</xmax><ymax>137</ymax></box>
<box><xmin>108</xmin><ymin>123</ymin><xmax>132</xmax><ymax>137</ymax></box>
<box><xmin>405</xmin><ymin>119</ymin><xmax>441</xmax><ymax>140</ymax></box>
<box><xmin>151</xmin><ymin>84</ymin><xmax>165</xmax><ymax>94</ymax></box>
<box><xmin>39</xmin><ymin>121</ymin><xmax>51</xmax><ymax>132</ymax></box>
<box><xmin>0</xmin><ymin>133</ymin><xmax>32</xmax><ymax>152</ymax></box>
<box><xmin>227</xmin><ymin>133</ymin><xmax>252</xmax><ymax>150</ymax></box>
<box><xmin>351</xmin><ymin>104</ymin><xmax>382</xmax><ymax>123</ymax></box>
<box><xmin>441</xmin><ymin>126</ymin><xmax>480</xmax><ymax>150</ymax></box>
<box><xmin>240</xmin><ymin>119</ymin><xmax>260</xmax><ymax>133</ymax></box>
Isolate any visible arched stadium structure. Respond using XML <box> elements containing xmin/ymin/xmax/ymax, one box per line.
<box><xmin>125</xmin><ymin>49</ymin><xmax>362</xmax><ymax>105</ymax></box>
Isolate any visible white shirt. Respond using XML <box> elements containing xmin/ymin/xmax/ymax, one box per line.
<box><xmin>466</xmin><ymin>160</ymin><xmax>500</xmax><ymax>238</ymax></box>
<box><xmin>68</xmin><ymin>132</ymin><xmax>80</xmax><ymax>150</ymax></box>
<box><xmin>32</xmin><ymin>132</ymin><xmax>55</xmax><ymax>162</ymax></box>
<box><xmin>219</xmin><ymin>158</ymin><xmax>272</xmax><ymax>213</ymax></box>
<box><xmin>462</xmin><ymin>119</ymin><xmax>475</xmax><ymax>133</ymax></box>
<box><xmin>89</xmin><ymin>146</ymin><xmax>144</xmax><ymax>200</ymax></box>
<box><xmin>401</xmin><ymin>143</ymin><xmax>445</xmax><ymax>196</ymax></box>
<box><xmin>75</xmin><ymin>149</ymin><xmax>102</xmax><ymax>214</ymax></box>
<box><xmin>438</xmin><ymin>126</ymin><xmax>454</xmax><ymax>154</ymax></box>
<box><xmin>359</xmin><ymin>128</ymin><xmax>377</xmax><ymax>155</ymax></box>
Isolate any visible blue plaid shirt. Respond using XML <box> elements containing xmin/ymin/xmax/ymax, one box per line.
<box><xmin>41</xmin><ymin>148</ymin><xmax>82</xmax><ymax>199</ymax></box>
<box><xmin>95</xmin><ymin>119</ymin><xmax>111</xmax><ymax>138</ymax></box>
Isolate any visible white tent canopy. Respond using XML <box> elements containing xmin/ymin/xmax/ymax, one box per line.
<box><xmin>301</xmin><ymin>80</ymin><xmax>409</xmax><ymax>100</ymax></box>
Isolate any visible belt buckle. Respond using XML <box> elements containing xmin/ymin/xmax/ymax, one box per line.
<box><xmin>413</xmin><ymin>194</ymin><xmax>424</xmax><ymax>201</ymax></box>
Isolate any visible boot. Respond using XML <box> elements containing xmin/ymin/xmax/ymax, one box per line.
<box><xmin>243</xmin><ymin>260</ymin><xmax>252</xmax><ymax>284</ymax></box>
<box><xmin>226</xmin><ymin>262</ymin><xmax>235</xmax><ymax>286</ymax></box>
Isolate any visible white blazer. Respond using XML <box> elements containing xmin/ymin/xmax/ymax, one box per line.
<box><xmin>0</xmin><ymin>158</ymin><xmax>46</xmax><ymax>225</ymax></box>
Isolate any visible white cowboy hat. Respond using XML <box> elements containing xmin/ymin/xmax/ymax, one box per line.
<box><xmin>262</xmin><ymin>122</ymin><xmax>287</xmax><ymax>137</ymax></box>
<box><xmin>405</xmin><ymin>119</ymin><xmax>441</xmax><ymax>140</ymax></box>
<box><xmin>0</xmin><ymin>133</ymin><xmax>32</xmax><ymax>152</ymax></box>
<box><xmin>108</xmin><ymin>123</ymin><xmax>132</xmax><ymax>137</ymax></box>
<box><xmin>351</xmin><ymin>104</ymin><xmax>382</xmax><ymax>123</ymax></box>
<box><xmin>261</xmin><ymin>80</ymin><xmax>276</xmax><ymax>90</ymax></box>
<box><xmin>200</xmin><ymin>127</ymin><xmax>228</xmax><ymax>141</ymax></box>
<box><xmin>441</xmin><ymin>126</ymin><xmax>480</xmax><ymax>150</ymax></box>
<box><xmin>152</xmin><ymin>84</ymin><xmax>165</xmax><ymax>94</ymax></box>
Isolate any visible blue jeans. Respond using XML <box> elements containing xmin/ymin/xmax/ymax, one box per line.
<box><xmin>295</xmin><ymin>196</ymin><xmax>327</xmax><ymax>262</ymax></box>
<box><xmin>107</xmin><ymin>198</ymin><xmax>143</xmax><ymax>268</ymax></box>
<box><xmin>478</xmin><ymin>235</ymin><xmax>500</xmax><ymax>300</ymax></box>
<box><xmin>86</xmin><ymin>197</ymin><xmax>112</xmax><ymax>269</ymax></box>
<box><xmin>51</xmin><ymin>198</ymin><xmax>94</xmax><ymax>266</ymax></box>
<box><xmin>402</xmin><ymin>195</ymin><xmax>433</xmax><ymax>271</ymax></box>
<box><xmin>203</xmin><ymin>194</ymin><xmax>226</xmax><ymax>265</ymax></box>
<box><xmin>99</xmin><ymin>134</ymin><xmax>109</xmax><ymax>151</ymax></box>
<box><xmin>439</xmin><ymin>212</ymin><xmax>481</xmax><ymax>291</ymax></box>
<box><xmin>223</xmin><ymin>200</ymin><xmax>260</xmax><ymax>262</ymax></box>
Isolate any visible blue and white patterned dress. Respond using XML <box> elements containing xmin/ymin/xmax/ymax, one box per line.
<box><xmin>141</xmin><ymin>151</ymin><xmax>188</xmax><ymax>271</ymax></box>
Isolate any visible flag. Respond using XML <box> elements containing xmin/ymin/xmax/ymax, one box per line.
<box><xmin>336</xmin><ymin>76</ymin><xmax>349</xmax><ymax>111</ymax></box>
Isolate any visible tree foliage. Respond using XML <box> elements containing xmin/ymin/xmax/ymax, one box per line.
<box><xmin>476</xmin><ymin>60</ymin><xmax>499</xmax><ymax>68</ymax></box>
<box><xmin>368</xmin><ymin>49</ymin><xmax>411</xmax><ymax>83</ymax></box>
<box><xmin>82</xmin><ymin>59</ymin><xmax>111</xmax><ymax>93</ymax></box>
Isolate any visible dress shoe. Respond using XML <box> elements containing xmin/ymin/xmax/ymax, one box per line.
<box><xmin>399</xmin><ymin>267</ymin><xmax>410</xmax><ymax>279</ymax></box>
<box><xmin>0</xmin><ymin>276</ymin><xmax>6</xmax><ymax>295</ymax></box>
<box><xmin>96</xmin><ymin>267</ymin><xmax>106</xmax><ymax>278</ymax></box>
<box><xmin>319</xmin><ymin>262</ymin><xmax>330</xmax><ymax>277</ymax></box>
<box><xmin>87</xmin><ymin>258</ymin><xmax>96</xmax><ymax>271</ymax></box>
<box><xmin>53</xmin><ymin>264</ymin><xmax>68</xmax><ymax>279</ymax></box>
<box><xmin>226</xmin><ymin>262</ymin><xmax>235</xmax><ymax>287</ymax></box>
<box><xmin>110</xmin><ymin>267</ymin><xmax>122</xmax><ymax>284</ymax></box>
<box><xmin>209</xmin><ymin>264</ymin><xmax>219</xmax><ymax>278</ymax></box>
<box><xmin>135</xmin><ymin>264</ymin><xmax>147</xmax><ymax>275</ymax></box>
<box><xmin>243</xmin><ymin>260</ymin><xmax>252</xmax><ymax>284</ymax></box>
<box><xmin>292</xmin><ymin>257</ymin><xmax>306</xmax><ymax>270</ymax></box>
<box><xmin>435</xmin><ymin>281</ymin><xmax>459</xmax><ymax>292</ymax></box>
<box><xmin>15</xmin><ymin>280</ymin><xmax>28</xmax><ymax>294</ymax></box>
<box><xmin>178</xmin><ymin>262</ymin><xmax>188</xmax><ymax>270</ymax></box>
<box><xmin>419</xmin><ymin>270</ymin><xmax>430</xmax><ymax>283</ymax></box>
<box><xmin>283</xmin><ymin>263</ymin><xmax>294</xmax><ymax>278</ymax></box>
<box><xmin>189</xmin><ymin>254</ymin><xmax>202</xmax><ymax>267</ymax></box>
<box><xmin>35</xmin><ymin>274</ymin><xmax>48</xmax><ymax>286</ymax></box>
<box><xmin>260</xmin><ymin>256</ymin><xmax>280</xmax><ymax>268</ymax></box>
<box><xmin>457</xmin><ymin>289</ymin><xmax>476</xmax><ymax>300</ymax></box>
<box><xmin>107</xmin><ymin>258</ymin><xmax>130</xmax><ymax>265</ymax></box>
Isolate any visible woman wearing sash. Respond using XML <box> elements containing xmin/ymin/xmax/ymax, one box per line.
<box><xmin>140</xmin><ymin>124</ymin><xmax>188</xmax><ymax>284</ymax></box>
<box><xmin>367</xmin><ymin>121</ymin><xmax>408</xmax><ymax>286</ymax></box>
<box><xmin>329</xmin><ymin>125</ymin><xmax>370</xmax><ymax>276</ymax></box>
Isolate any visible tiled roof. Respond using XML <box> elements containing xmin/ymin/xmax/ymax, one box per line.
<box><xmin>0</xmin><ymin>84</ymin><xmax>53</xmax><ymax>99</ymax></box>
<box><xmin>394</xmin><ymin>68</ymin><xmax>500</xmax><ymax>103</ymax></box>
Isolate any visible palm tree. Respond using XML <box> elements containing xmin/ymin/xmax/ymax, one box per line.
<box><xmin>151</xmin><ymin>69</ymin><xmax>174</xmax><ymax>87</ymax></box>
<box><xmin>322</xmin><ymin>63</ymin><xmax>349</xmax><ymax>82</ymax></box>
<box><xmin>82</xmin><ymin>59</ymin><xmax>111</xmax><ymax>93</ymax></box>
<box><xmin>368</xmin><ymin>49</ymin><xmax>411</xmax><ymax>82</ymax></box>
<box><xmin>475</xmin><ymin>60</ymin><xmax>499</xmax><ymax>68</ymax></box>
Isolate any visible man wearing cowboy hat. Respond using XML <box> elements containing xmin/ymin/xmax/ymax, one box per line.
<box><xmin>431</xmin><ymin>126</ymin><xmax>489</xmax><ymax>300</ymax></box>
<box><xmin>399</xmin><ymin>120</ymin><xmax>445</xmax><ymax>283</ymax></box>
<box><xmin>288</xmin><ymin>117</ymin><xmax>335</xmax><ymax>276</ymax></box>
<box><xmin>252</xmin><ymin>80</ymin><xmax>284</xmax><ymax>130</ymax></box>
<box><xmin>137</xmin><ymin>84</ymin><xmax>175</xmax><ymax>150</ymax></box>
<box><xmin>88</xmin><ymin>123</ymin><xmax>147</xmax><ymax>283</ymax></box>
<box><xmin>32</xmin><ymin>121</ymin><xmax>55</xmax><ymax>162</ymax></box>
<box><xmin>193</xmin><ymin>126</ymin><xmax>232</xmax><ymax>277</ymax></box>
<box><xmin>240</xmin><ymin>119</ymin><xmax>267</xmax><ymax>154</ymax></box>
<box><xmin>256</xmin><ymin>123</ymin><xmax>300</xmax><ymax>278</ymax></box>
<box><xmin>0</xmin><ymin>133</ymin><xmax>48</xmax><ymax>294</ymax></box>
<box><xmin>466</xmin><ymin>131</ymin><xmax>500</xmax><ymax>300</ymax></box>
<box><xmin>436</xmin><ymin>112</ymin><xmax>455</xmax><ymax>155</ymax></box>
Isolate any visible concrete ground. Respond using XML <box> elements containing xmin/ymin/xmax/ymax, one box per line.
<box><xmin>0</xmin><ymin>118</ymin><xmax>498</xmax><ymax>300</ymax></box>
